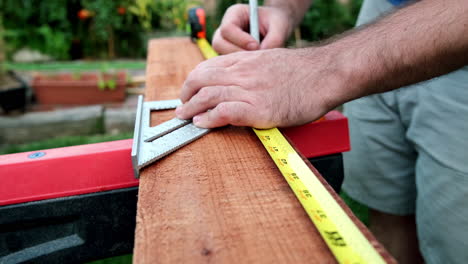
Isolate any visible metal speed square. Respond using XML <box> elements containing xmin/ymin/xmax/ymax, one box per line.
<box><xmin>131</xmin><ymin>95</ymin><xmax>210</xmax><ymax>178</ymax></box>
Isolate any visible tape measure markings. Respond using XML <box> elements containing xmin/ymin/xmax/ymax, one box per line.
<box><xmin>254</xmin><ymin>128</ymin><xmax>385</xmax><ymax>263</ymax></box>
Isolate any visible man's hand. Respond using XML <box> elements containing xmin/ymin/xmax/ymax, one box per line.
<box><xmin>178</xmin><ymin>0</ymin><xmax>468</xmax><ymax>129</ymax></box>
<box><xmin>212</xmin><ymin>4</ymin><xmax>293</xmax><ymax>54</ymax></box>
<box><xmin>176</xmin><ymin>48</ymin><xmax>343</xmax><ymax>128</ymax></box>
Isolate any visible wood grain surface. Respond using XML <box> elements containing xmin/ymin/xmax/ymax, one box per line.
<box><xmin>133</xmin><ymin>37</ymin><xmax>393</xmax><ymax>263</ymax></box>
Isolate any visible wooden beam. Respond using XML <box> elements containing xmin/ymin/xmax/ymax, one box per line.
<box><xmin>133</xmin><ymin>37</ymin><xmax>393</xmax><ymax>263</ymax></box>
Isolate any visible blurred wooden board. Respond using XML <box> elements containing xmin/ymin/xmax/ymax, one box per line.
<box><xmin>132</xmin><ymin>37</ymin><xmax>392</xmax><ymax>263</ymax></box>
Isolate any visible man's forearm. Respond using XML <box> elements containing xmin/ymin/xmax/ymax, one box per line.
<box><xmin>324</xmin><ymin>0</ymin><xmax>468</xmax><ymax>107</ymax></box>
<box><xmin>265</xmin><ymin>0</ymin><xmax>313</xmax><ymax>28</ymax></box>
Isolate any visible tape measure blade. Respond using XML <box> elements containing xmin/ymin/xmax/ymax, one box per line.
<box><xmin>196</xmin><ymin>38</ymin><xmax>218</xmax><ymax>59</ymax></box>
<box><xmin>254</xmin><ymin>128</ymin><xmax>387</xmax><ymax>264</ymax></box>
<box><xmin>291</xmin><ymin>154</ymin><xmax>383</xmax><ymax>263</ymax></box>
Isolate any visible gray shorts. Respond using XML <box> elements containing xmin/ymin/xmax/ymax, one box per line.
<box><xmin>342</xmin><ymin>0</ymin><xmax>468</xmax><ymax>263</ymax></box>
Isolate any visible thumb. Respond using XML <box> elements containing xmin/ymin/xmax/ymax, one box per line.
<box><xmin>220</xmin><ymin>23</ymin><xmax>260</xmax><ymax>51</ymax></box>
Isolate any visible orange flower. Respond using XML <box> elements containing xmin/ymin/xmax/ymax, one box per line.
<box><xmin>117</xmin><ymin>7</ymin><xmax>126</xmax><ymax>15</ymax></box>
<box><xmin>78</xmin><ymin>9</ymin><xmax>93</xmax><ymax>20</ymax></box>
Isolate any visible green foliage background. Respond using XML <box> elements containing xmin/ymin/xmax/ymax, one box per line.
<box><xmin>0</xmin><ymin>0</ymin><xmax>199</xmax><ymax>60</ymax></box>
<box><xmin>300</xmin><ymin>0</ymin><xmax>363</xmax><ymax>41</ymax></box>
<box><xmin>1</xmin><ymin>0</ymin><xmax>142</xmax><ymax>59</ymax></box>
<box><xmin>1</xmin><ymin>0</ymin><xmax>73</xmax><ymax>59</ymax></box>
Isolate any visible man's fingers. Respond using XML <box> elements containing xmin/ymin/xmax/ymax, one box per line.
<box><xmin>192</xmin><ymin>102</ymin><xmax>258</xmax><ymax>128</ymax></box>
<box><xmin>180</xmin><ymin>65</ymin><xmax>232</xmax><ymax>103</ymax></box>
<box><xmin>260</xmin><ymin>21</ymin><xmax>288</xmax><ymax>49</ymax></box>
<box><xmin>220</xmin><ymin>23</ymin><xmax>259</xmax><ymax>51</ymax></box>
<box><xmin>175</xmin><ymin>86</ymin><xmax>246</xmax><ymax>120</ymax></box>
<box><xmin>213</xmin><ymin>30</ymin><xmax>246</xmax><ymax>54</ymax></box>
<box><xmin>212</xmin><ymin>4</ymin><xmax>259</xmax><ymax>53</ymax></box>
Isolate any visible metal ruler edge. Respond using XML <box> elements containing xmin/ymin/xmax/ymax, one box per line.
<box><xmin>131</xmin><ymin>95</ymin><xmax>210</xmax><ymax>178</ymax></box>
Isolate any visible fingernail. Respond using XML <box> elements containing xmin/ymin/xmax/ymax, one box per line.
<box><xmin>247</xmin><ymin>42</ymin><xmax>258</xmax><ymax>50</ymax></box>
<box><xmin>193</xmin><ymin>115</ymin><xmax>200</xmax><ymax>124</ymax></box>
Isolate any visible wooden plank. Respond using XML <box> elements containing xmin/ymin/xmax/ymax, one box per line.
<box><xmin>133</xmin><ymin>37</ymin><xmax>393</xmax><ymax>263</ymax></box>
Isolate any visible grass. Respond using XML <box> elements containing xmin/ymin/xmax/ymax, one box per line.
<box><xmin>5</xmin><ymin>61</ymin><xmax>146</xmax><ymax>72</ymax></box>
<box><xmin>340</xmin><ymin>191</ymin><xmax>369</xmax><ymax>226</ymax></box>
<box><xmin>87</xmin><ymin>254</ymin><xmax>132</xmax><ymax>264</ymax></box>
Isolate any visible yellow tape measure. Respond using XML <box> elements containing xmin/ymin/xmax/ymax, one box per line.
<box><xmin>195</xmin><ymin>38</ymin><xmax>386</xmax><ymax>264</ymax></box>
<box><xmin>196</xmin><ymin>38</ymin><xmax>218</xmax><ymax>59</ymax></box>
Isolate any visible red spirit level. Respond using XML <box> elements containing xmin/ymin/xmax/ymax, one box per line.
<box><xmin>0</xmin><ymin>111</ymin><xmax>349</xmax><ymax>263</ymax></box>
<box><xmin>1</xmin><ymin>110</ymin><xmax>348</xmax><ymax>206</ymax></box>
